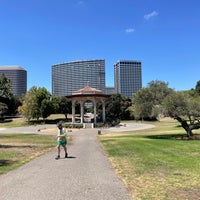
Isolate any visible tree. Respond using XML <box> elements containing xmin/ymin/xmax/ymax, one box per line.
<box><xmin>195</xmin><ymin>80</ymin><xmax>200</xmax><ymax>95</ymax></box>
<box><xmin>0</xmin><ymin>74</ymin><xmax>13</xmax><ymax>119</ymax></box>
<box><xmin>19</xmin><ymin>86</ymin><xmax>52</xmax><ymax>122</ymax></box>
<box><xmin>133</xmin><ymin>80</ymin><xmax>173</xmax><ymax>120</ymax></box>
<box><xmin>163</xmin><ymin>91</ymin><xmax>200</xmax><ymax>137</ymax></box>
<box><xmin>58</xmin><ymin>97</ymin><xmax>72</xmax><ymax>119</ymax></box>
<box><xmin>35</xmin><ymin>87</ymin><xmax>51</xmax><ymax>120</ymax></box>
<box><xmin>40</xmin><ymin>99</ymin><xmax>53</xmax><ymax>120</ymax></box>
<box><xmin>0</xmin><ymin>102</ymin><xmax>8</xmax><ymax>119</ymax></box>
<box><xmin>18</xmin><ymin>87</ymin><xmax>38</xmax><ymax>122</ymax></box>
<box><xmin>0</xmin><ymin>74</ymin><xmax>12</xmax><ymax>102</ymax></box>
<box><xmin>133</xmin><ymin>88</ymin><xmax>154</xmax><ymax>120</ymax></box>
<box><xmin>105</xmin><ymin>94</ymin><xmax>132</xmax><ymax>125</ymax></box>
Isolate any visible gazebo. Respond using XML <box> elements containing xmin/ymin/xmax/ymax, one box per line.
<box><xmin>67</xmin><ymin>85</ymin><xmax>110</xmax><ymax>124</ymax></box>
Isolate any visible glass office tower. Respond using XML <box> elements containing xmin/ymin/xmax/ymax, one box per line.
<box><xmin>114</xmin><ymin>60</ymin><xmax>142</xmax><ymax>99</ymax></box>
<box><xmin>0</xmin><ymin>66</ymin><xmax>27</xmax><ymax>96</ymax></box>
<box><xmin>52</xmin><ymin>59</ymin><xmax>105</xmax><ymax>96</ymax></box>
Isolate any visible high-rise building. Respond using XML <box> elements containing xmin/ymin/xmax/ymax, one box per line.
<box><xmin>105</xmin><ymin>86</ymin><xmax>115</xmax><ymax>95</ymax></box>
<box><xmin>114</xmin><ymin>60</ymin><xmax>142</xmax><ymax>99</ymax></box>
<box><xmin>0</xmin><ymin>66</ymin><xmax>27</xmax><ymax>96</ymax></box>
<box><xmin>52</xmin><ymin>59</ymin><xmax>105</xmax><ymax>96</ymax></box>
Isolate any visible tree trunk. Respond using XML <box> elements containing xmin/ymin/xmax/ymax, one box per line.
<box><xmin>176</xmin><ymin>117</ymin><xmax>193</xmax><ymax>137</ymax></box>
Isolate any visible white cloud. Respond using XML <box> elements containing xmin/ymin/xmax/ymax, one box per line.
<box><xmin>77</xmin><ymin>1</ymin><xmax>84</xmax><ymax>6</ymax></box>
<box><xmin>125</xmin><ymin>28</ymin><xmax>135</xmax><ymax>33</ymax></box>
<box><xmin>144</xmin><ymin>11</ymin><xmax>158</xmax><ymax>20</ymax></box>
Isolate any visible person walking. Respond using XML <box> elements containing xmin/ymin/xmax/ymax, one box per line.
<box><xmin>55</xmin><ymin>122</ymin><xmax>68</xmax><ymax>160</ymax></box>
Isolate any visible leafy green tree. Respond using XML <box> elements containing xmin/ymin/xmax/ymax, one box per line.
<box><xmin>105</xmin><ymin>94</ymin><xmax>132</xmax><ymax>125</ymax></box>
<box><xmin>58</xmin><ymin>97</ymin><xmax>71</xmax><ymax>119</ymax></box>
<box><xmin>0</xmin><ymin>74</ymin><xmax>13</xmax><ymax>119</ymax></box>
<box><xmin>163</xmin><ymin>91</ymin><xmax>200</xmax><ymax>137</ymax></box>
<box><xmin>133</xmin><ymin>88</ymin><xmax>154</xmax><ymax>120</ymax></box>
<box><xmin>35</xmin><ymin>87</ymin><xmax>51</xmax><ymax>120</ymax></box>
<box><xmin>0</xmin><ymin>102</ymin><xmax>8</xmax><ymax>119</ymax></box>
<box><xmin>51</xmin><ymin>96</ymin><xmax>60</xmax><ymax>114</ymax></box>
<box><xmin>19</xmin><ymin>86</ymin><xmax>52</xmax><ymax>122</ymax></box>
<box><xmin>40</xmin><ymin>99</ymin><xmax>53</xmax><ymax>120</ymax></box>
<box><xmin>18</xmin><ymin>87</ymin><xmax>38</xmax><ymax>122</ymax></box>
<box><xmin>195</xmin><ymin>80</ymin><xmax>200</xmax><ymax>95</ymax></box>
<box><xmin>0</xmin><ymin>74</ymin><xmax>12</xmax><ymax>103</ymax></box>
<box><xmin>133</xmin><ymin>80</ymin><xmax>173</xmax><ymax>120</ymax></box>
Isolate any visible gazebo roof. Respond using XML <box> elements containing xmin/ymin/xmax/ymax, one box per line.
<box><xmin>66</xmin><ymin>85</ymin><xmax>110</xmax><ymax>99</ymax></box>
<box><xmin>72</xmin><ymin>86</ymin><xmax>103</xmax><ymax>95</ymax></box>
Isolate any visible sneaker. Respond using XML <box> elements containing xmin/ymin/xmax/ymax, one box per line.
<box><xmin>65</xmin><ymin>153</ymin><xmax>68</xmax><ymax>158</ymax></box>
<box><xmin>55</xmin><ymin>155</ymin><xmax>60</xmax><ymax>160</ymax></box>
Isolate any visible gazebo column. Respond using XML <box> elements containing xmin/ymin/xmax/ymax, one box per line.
<box><xmin>80</xmin><ymin>100</ymin><xmax>84</xmax><ymax>124</ymax></box>
<box><xmin>72</xmin><ymin>100</ymin><xmax>76</xmax><ymax>123</ymax></box>
<box><xmin>94</xmin><ymin>101</ymin><xmax>97</xmax><ymax>124</ymax></box>
<box><xmin>102</xmin><ymin>101</ymin><xmax>106</xmax><ymax>123</ymax></box>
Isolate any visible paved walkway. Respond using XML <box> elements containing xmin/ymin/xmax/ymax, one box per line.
<box><xmin>0</xmin><ymin>123</ymin><xmax>154</xmax><ymax>200</ymax></box>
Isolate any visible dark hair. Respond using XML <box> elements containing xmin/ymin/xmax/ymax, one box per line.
<box><xmin>57</xmin><ymin>122</ymin><xmax>62</xmax><ymax>128</ymax></box>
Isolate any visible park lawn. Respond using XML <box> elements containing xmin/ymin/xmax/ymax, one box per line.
<box><xmin>0</xmin><ymin>134</ymin><xmax>55</xmax><ymax>175</ymax></box>
<box><xmin>100</xmin><ymin>119</ymin><xmax>200</xmax><ymax>200</ymax></box>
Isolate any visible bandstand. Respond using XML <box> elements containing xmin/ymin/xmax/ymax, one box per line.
<box><xmin>67</xmin><ymin>85</ymin><xmax>110</xmax><ymax>124</ymax></box>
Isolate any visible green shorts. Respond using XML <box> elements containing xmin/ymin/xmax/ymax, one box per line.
<box><xmin>57</xmin><ymin>140</ymin><xmax>67</xmax><ymax>147</ymax></box>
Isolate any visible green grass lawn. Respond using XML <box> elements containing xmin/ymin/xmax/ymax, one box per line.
<box><xmin>0</xmin><ymin>134</ymin><xmax>55</xmax><ymax>175</ymax></box>
<box><xmin>100</xmin><ymin>119</ymin><xmax>200</xmax><ymax>200</ymax></box>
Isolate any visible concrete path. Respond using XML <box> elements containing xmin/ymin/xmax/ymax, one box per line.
<box><xmin>0</xmin><ymin>127</ymin><xmax>134</xmax><ymax>200</ymax></box>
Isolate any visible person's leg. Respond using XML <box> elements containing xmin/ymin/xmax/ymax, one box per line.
<box><xmin>56</xmin><ymin>145</ymin><xmax>61</xmax><ymax>159</ymax></box>
<box><xmin>63</xmin><ymin>146</ymin><xmax>68</xmax><ymax>158</ymax></box>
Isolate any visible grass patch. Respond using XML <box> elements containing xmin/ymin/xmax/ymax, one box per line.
<box><xmin>0</xmin><ymin>134</ymin><xmax>55</xmax><ymax>175</ymax></box>
<box><xmin>100</xmin><ymin>118</ymin><xmax>200</xmax><ymax>200</ymax></box>
<box><xmin>0</xmin><ymin>114</ymin><xmax>68</xmax><ymax>128</ymax></box>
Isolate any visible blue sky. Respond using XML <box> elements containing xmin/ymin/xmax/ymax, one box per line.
<box><xmin>0</xmin><ymin>0</ymin><xmax>200</xmax><ymax>92</ymax></box>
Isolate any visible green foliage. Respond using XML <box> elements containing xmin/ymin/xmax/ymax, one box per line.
<box><xmin>0</xmin><ymin>74</ymin><xmax>12</xmax><ymax>102</ymax></box>
<box><xmin>0</xmin><ymin>74</ymin><xmax>16</xmax><ymax>118</ymax></box>
<box><xmin>0</xmin><ymin>102</ymin><xmax>8</xmax><ymax>119</ymax></box>
<box><xmin>40</xmin><ymin>99</ymin><xmax>54</xmax><ymax>119</ymax></box>
<box><xmin>105</xmin><ymin>94</ymin><xmax>132</xmax><ymax>125</ymax></box>
<box><xmin>19</xmin><ymin>87</ymin><xmax>52</xmax><ymax>122</ymax></box>
<box><xmin>195</xmin><ymin>80</ymin><xmax>200</xmax><ymax>95</ymax></box>
<box><xmin>58</xmin><ymin>97</ymin><xmax>72</xmax><ymax>118</ymax></box>
<box><xmin>133</xmin><ymin>80</ymin><xmax>173</xmax><ymax>120</ymax></box>
<box><xmin>163</xmin><ymin>91</ymin><xmax>200</xmax><ymax>136</ymax></box>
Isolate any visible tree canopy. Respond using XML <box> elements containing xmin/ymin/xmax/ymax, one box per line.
<box><xmin>133</xmin><ymin>80</ymin><xmax>173</xmax><ymax>120</ymax></box>
<box><xmin>0</xmin><ymin>74</ymin><xmax>13</xmax><ymax>118</ymax></box>
<box><xmin>163</xmin><ymin>91</ymin><xmax>200</xmax><ymax>137</ymax></box>
<box><xmin>105</xmin><ymin>94</ymin><xmax>132</xmax><ymax>125</ymax></box>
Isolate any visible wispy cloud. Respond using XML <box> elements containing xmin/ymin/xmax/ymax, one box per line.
<box><xmin>77</xmin><ymin>1</ymin><xmax>84</xmax><ymax>6</ymax></box>
<box><xmin>144</xmin><ymin>11</ymin><xmax>158</xmax><ymax>20</ymax></box>
<box><xmin>125</xmin><ymin>28</ymin><xmax>135</xmax><ymax>33</ymax></box>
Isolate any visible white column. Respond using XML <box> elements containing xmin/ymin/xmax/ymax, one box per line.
<box><xmin>80</xmin><ymin>100</ymin><xmax>84</xmax><ymax>124</ymax></box>
<box><xmin>72</xmin><ymin>100</ymin><xmax>75</xmax><ymax>123</ymax></box>
<box><xmin>94</xmin><ymin>101</ymin><xmax>97</xmax><ymax>124</ymax></box>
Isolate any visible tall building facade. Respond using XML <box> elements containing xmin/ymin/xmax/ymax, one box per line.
<box><xmin>52</xmin><ymin>59</ymin><xmax>105</xmax><ymax>96</ymax></box>
<box><xmin>0</xmin><ymin>66</ymin><xmax>27</xmax><ymax>96</ymax></box>
<box><xmin>114</xmin><ymin>60</ymin><xmax>142</xmax><ymax>99</ymax></box>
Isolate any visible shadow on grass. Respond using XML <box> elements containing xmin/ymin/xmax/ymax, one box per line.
<box><xmin>0</xmin><ymin>144</ymin><xmax>33</xmax><ymax>149</ymax></box>
<box><xmin>0</xmin><ymin>159</ymin><xmax>14</xmax><ymax>166</ymax></box>
<box><xmin>28</xmin><ymin>118</ymin><xmax>71</xmax><ymax>125</ymax></box>
<box><xmin>147</xmin><ymin>133</ymin><xmax>200</xmax><ymax>140</ymax></box>
<box><xmin>0</xmin><ymin>119</ymin><xmax>12</xmax><ymax>123</ymax></box>
<box><xmin>146</xmin><ymin>134</ymin><xmax>185</xmax><ymax>140</ymax></box>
